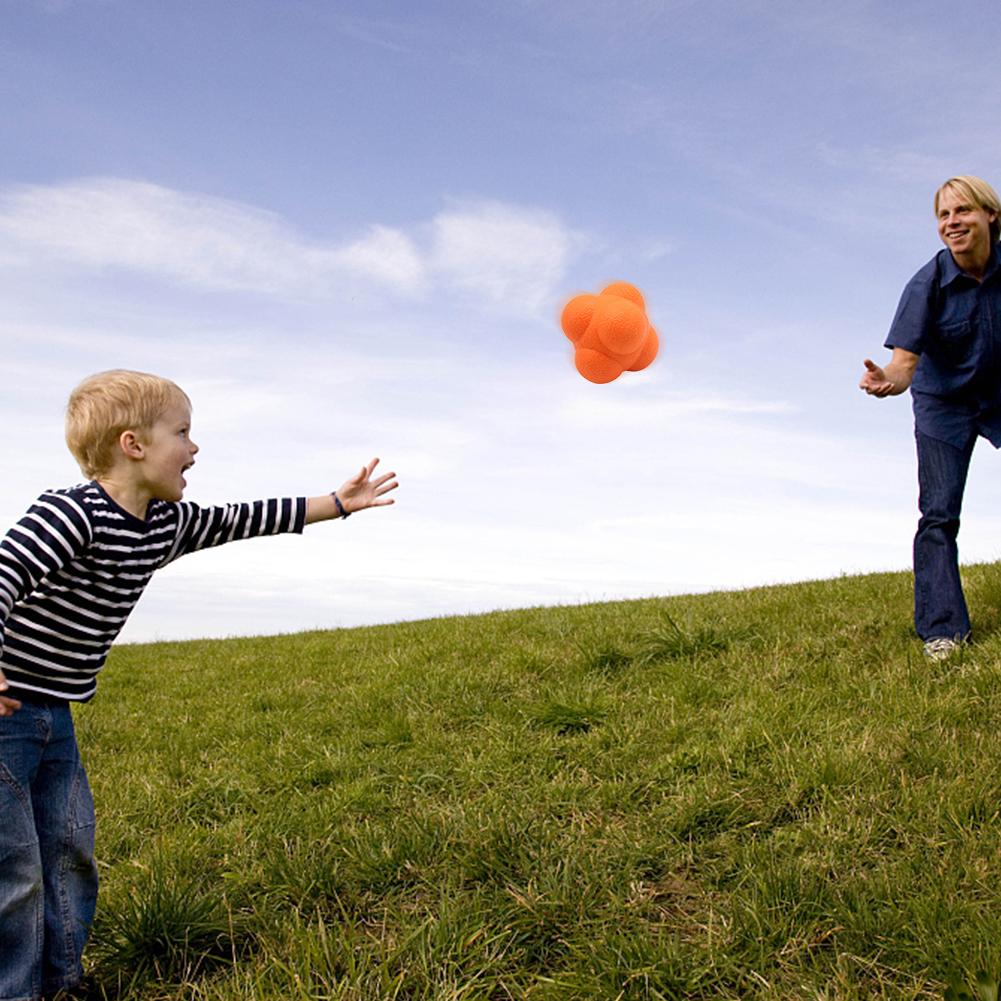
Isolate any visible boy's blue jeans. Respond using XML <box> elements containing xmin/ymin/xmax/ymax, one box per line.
<box><xmin>914</xmin><ymin>429</ymin><xmax>977</xmax><ymax>642</ymax></box>
<box><xmin>0</xmin><ymin>700</ymin><xmax>97</xmax><ymax>1001</ymax></box>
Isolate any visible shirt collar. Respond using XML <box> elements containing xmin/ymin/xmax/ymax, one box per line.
<box><xmin>941</xmin><ymin>242</ymin><xmax>1001</xmax><ymax>286</ymax></box>
<box><xmin>987</xmin><ymin>242</ymin><xmax>1001</xmax><ymax>280</ymax></box>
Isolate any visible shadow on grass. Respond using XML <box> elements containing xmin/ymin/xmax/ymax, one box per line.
<box><xmin>528</xmin><ymin>697</ymin><xmax>609</xmax><ymax>735</ymax></box>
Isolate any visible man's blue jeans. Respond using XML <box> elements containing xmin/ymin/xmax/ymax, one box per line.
<box><xmin>914</xmin><ymin>429</ymin><xmax>977</xmax><ymax>642</ymax></box>
<box><xmin>0</xmin><ymin>700</ymin><xmax>97</xmax><ymax>1001</ymax></box>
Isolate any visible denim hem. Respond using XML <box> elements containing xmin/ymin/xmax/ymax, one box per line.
<box><xmin>40</xmin><ymin>971</ymin><xmax>83</xmax><ymax>992</ymax></box>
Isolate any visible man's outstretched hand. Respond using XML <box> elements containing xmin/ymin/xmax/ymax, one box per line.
<box><xmin>859</xmin><ymin>358</ymin><xmax>895</xmax><ymax>397</ymax></box>
<box><xmin>859</xmin><ymin>348</ymin><xmax>919</xmax><ymax>398</ymax></box>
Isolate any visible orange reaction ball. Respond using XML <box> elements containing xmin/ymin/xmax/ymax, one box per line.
<box><xmin>560</xmin><ymin>282</ymin><xmax>659</xmax><ymax>384</ymax></box>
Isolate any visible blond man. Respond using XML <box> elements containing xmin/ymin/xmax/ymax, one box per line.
<box><xmin>860</xmin><ymin>176</ymin><xmax>1001</xmax><ymax>659</ymax></box>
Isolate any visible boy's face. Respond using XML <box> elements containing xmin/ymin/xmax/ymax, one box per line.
<box><xmin>138</xmin><ymin>398</ymin><xmax>199</xmax><ymax>502</ymax></box>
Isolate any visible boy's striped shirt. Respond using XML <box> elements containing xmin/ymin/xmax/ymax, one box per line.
<box><xmin>0</xmin><ymin>482</ymin><xmax>305</xmax><ymax>702</ymax></box>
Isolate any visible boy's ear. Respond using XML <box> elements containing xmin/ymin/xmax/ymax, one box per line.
<box><xmin>118</xmin><ymin>429</ymin><xmax>146</xmax><ymax>461</ymax></box>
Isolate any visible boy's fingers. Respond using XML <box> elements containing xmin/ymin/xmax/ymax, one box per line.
<box><xmin>0</xmin><ymin>669</ymin><xmax>21</xmax><ymax>713</ymax></box>
<box><xmin>0</xmin><ymin>695</ymin><xmax>22</xmax><ymax>716</ymax></box>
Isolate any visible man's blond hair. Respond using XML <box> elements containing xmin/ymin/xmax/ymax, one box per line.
<box><xmin>935</xmin><ymin>175</ymin><xmax>1001</xmax><ymax>244</ymax></box>
<box><xmin>66</xmin><ymin>370</ymin><xmax>190</xmax><ymax>479</ymax></box>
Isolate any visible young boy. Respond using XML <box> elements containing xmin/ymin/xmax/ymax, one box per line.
<box><xmin>0</xmin><ymin>369</ymin><xmax>397</xmax><ymax>1001</ymax></box>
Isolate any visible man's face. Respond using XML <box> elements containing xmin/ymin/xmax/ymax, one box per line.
<box><xmin>937</xmin><ymin>186</ymin><xmax>996</xmax><ymax>262</ymax></box>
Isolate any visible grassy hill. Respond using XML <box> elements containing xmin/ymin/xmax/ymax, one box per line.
<box><xmin>77</xmin><ymin>562</ymin><xmax>1001</xmax><ymax>1000</ymax></box>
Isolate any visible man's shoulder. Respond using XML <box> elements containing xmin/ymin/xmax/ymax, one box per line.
<box><xmin>985</xmin><ymin>242</ymin><xmax>1001</xmax><ymax>283</ymax></box>
<box><xmin>906</xmin><ymin>251</ymin><xmax>948</xmax><ymax>289</ymax></box>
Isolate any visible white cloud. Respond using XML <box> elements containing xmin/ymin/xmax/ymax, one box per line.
<box><xmin>333</xmin><ymin>224</ymin><xmax>426</xmax><ymax>293</ymax></box>
<box><xmin>429</xmin><ymin>200</ymin><xmax>583</xmax><ymax>313</ymax></box>
<box><xmin>0</xmin><ymin>178</ymin><xmax>426</xmax><ymax>297</ymax></box>
<box><xmin>0</xmin><ymin>179</ymin><xmax>583</xmax><ymax>312</ymax></box>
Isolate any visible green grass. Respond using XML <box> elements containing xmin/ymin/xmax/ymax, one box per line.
<box><xmin>72</xmin><ymin>561</ymin><xmax>1001</xmax><ymax>999</ymax></box>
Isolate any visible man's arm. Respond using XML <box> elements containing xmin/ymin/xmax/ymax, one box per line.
<box><xmin>305</xmin><ymin>458</ymin><xmax>398</xmax><ymax>525</ymax></box>
<box><xmin>859</xmin><ymin>347</ymin><xmax>920</xmax><ymax>398</ymax></box>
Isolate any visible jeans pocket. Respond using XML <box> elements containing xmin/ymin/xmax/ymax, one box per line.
<box><xmin>0</xmin><ymin>761</ymin><xmax>36</xmax><ymax>863</ymax></box>
<box><xmin>67</xmin><ymin>761</ymin><xmax>95</xmax><ymax>833</ymax></box>
<box><xmin>65</xmin><ymin>763</ymin><xmax>97</xmax><ymax>884</ymax></box>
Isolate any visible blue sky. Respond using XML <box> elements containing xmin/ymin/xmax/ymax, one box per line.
<box><xmin>3</xmin><ymin>0</ymin><xmax>1001</xmax><ymax>642</ymax></box>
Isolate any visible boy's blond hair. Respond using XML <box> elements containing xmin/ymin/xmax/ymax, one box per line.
<box><xmin>66</xmin><ymin>370</ymin><xmax>190</xmax><ymax>479</ymax></box>
<box><xmin>935</xmin><ymin>175</ymin><xmax>1001</xmax><ymax>244</ymax></box>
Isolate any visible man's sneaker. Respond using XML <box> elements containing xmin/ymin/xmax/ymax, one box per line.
<box><xmin>924</xmin><ymin>636</ymin><xmax>961</xmax><ymax>661</ymax></box>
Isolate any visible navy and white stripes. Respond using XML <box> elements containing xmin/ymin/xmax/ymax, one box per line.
<box><xmin>0</xmin><ymin>482</ymin><xmax>305</xmax><ymax>702</ymax></box>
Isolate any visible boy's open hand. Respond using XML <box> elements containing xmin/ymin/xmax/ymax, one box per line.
<box><xmin>336</xmin><ymin>458</ymin><xmax>398</xmax><ymax>515</ymax></box>
<box><xmin>304</xmin><ymin>458</ymin><xmax>399</xmax><ymax>525</ymax></box>
<box><xmin>0</xmin><ymin>669</ymin><xmax>21</xmax><ymax>716</ymax></box>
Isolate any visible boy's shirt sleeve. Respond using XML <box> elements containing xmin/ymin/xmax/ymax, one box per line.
<box><xmin>162</xmin><ymin>497</ymin><xmax>307</xmax><ymax>565</ymax></box>
<box><xmin>0</xmin><ymin>492</ymin><xmax>92</xmax><ymax>653</ymax></box>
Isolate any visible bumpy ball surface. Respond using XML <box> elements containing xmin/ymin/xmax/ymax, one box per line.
<box><xmin>627</xmin><ymin>326</ymin><xmax>659</xmax><ymax>372</ymax></box>
<box><xmin>559</xmin><ymin>282</ymin><xmax>659</xmax><ymax>383</ymax></box>
<box><xmin>574</xmin><ymin>348</ymin><xmax>623</xmax><ymax>384</ymax></box>
<box><xmin>601</xmin><ymin>281</ymin><xmax>645</xmax><ymax>310</ymax></box>
<box><xmin>560</xmin><ymin>294</ymin><xmax>598</xmax><ymax>344</ymax></box>
<box><xmin>593</xmin><ymin>297</ymin><xmax>647</xmax><ymax>357</ymax></box>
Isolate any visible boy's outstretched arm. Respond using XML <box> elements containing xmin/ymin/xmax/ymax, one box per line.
<box><xmin>305</xmin><ymin>458</ymin><xmax>398</xmax><ymax>525</ymax></box>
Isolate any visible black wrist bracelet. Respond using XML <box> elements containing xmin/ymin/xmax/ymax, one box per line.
<box><xmin>332</xmin><ymin>492</ymin><xmax>350</xmax><ymax>518</ymax></box>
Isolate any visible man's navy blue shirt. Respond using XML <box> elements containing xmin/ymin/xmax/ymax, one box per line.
<box><xmin>885</xmin><ymin>242</ymin><xmax>1001</xmax><ymax>448</ymax></box>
